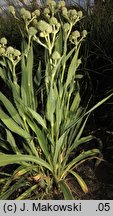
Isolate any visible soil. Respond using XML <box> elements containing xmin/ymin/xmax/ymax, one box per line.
<box><xmin>67</xmin><ymin>160</ymin><xmax>113</xmax><ymax>200</ymax></box>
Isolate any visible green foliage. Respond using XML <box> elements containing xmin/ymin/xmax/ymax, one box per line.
<box><xmin>0</xmin><ymin>0</ymin><xmax>113</xmax><ymax>200</ymax></box>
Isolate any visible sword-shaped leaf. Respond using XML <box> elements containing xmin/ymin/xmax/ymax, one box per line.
<box><xmin>46</xmin><ymin>86</ymin><xmax>56</xmax><ymax>124</ymax></box>
<box><xmin>63</xmin><ymin>149</ymin><xmax>100</xmax><ymax>176</ymax></box>
<box><xmin>0</xmin><ymin>109</ymin><xmax>29</xmax><ymax>139</ymax></box>
<box><xmin>59</xmin><ymin>180</ymin><xmax>74</xmax><ymax>200</ymax></box>
<box><xmin>0</xmin><ymin>92</ymin><xmax>24</xmax><ymax>127</ymax></box>
<box><xmin>68</xmin><ymin>170</ymin><xmax>88</xmax><ymax>193</ymax></box>
<box><xmin>0</xmin><ymin>154</ymin><xmax>52</xmax><ymax>171</ymax></box>
<box><xmin>27</xmin><ymin>107</ymin><xmax>47</xmax><ymax>130</ymax></box>
<box><xmin>6</xmin><ymin>129</ymin><xmax>21</xmax><ymax>154</ymax></box>
<box><xmin>65</xmin><ymin>45</ymin><xmax>80</xmax><ymax>88</ymax></box>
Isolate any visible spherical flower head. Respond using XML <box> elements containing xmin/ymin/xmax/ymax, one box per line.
<box><xmin>7</xmin><ymin>46</ymin><xmax>14</xmax><ymax>55</ymax></box>
<box><xmin>37</xmin><ymin>20</ymin><xmax>52</xmax><ymax>34</ymax></box>
<box><xmin>28</xmin><ymin>27</ymin><xmax>37</xmax><ymax>36</ymax></box>
<box><xmin>14</xmin><ymin>49</ymin><xmax>21</xmax><ymax>57</ymax></box>
<box><xmin>39</xmin><ymin>32</ymin><xmax>45</xmax><ymax>37</ymax></box>
<box><xmin>34</xmin><ymin>9</ymin><xmax>40</xmax><ymax>17</ymax></box>
<box><xmin>52</xmin><ymin>51</ymin><xmax>61</xmax><ymax>60</ymax></box>
<box><xmin>71</xmin><ymin>9</ymin><xmax>77</xmax><ymax>16</ymax></box>
<box><xmin>77</xmin><ymin>11</ymin><xmax>83</xmax><ymax>18</ymax></box>
<box><xmin>56</xmin><ymin>22</ymin><xmax>61</xmax><ymax>30</ymax></box>
<box><xmin>32</xmin><ymin>19</ymin><xmax>38</xmax><ymax>27</ymax></box>
<box><xmin>63</xmin><ymin>23</ymin><xmax>70</xmax><ymax>32</ymax></box>
<box><xmin>70</xmin><ymin>9</ymin><xmax>77</xmax><ymax>19</ymax></box>
<box><xmin>50</xmin><ymin>17</ymin><xmax>58</xmax><ymax>25</ymax></box>
<box><xmin>51</xmin><ymin>0</ymin><xmax>56</xmax><ymax>7</ymax></box>
<box><xmin>20</xmin><ymin>8</ymin><xmax>26</xmax><ymax>16</ymax></box>
<box><xmin>46</xmin><ymin>0</ymin><xmax>52</xmax><ymax>5</ymax></box>
<box><xmin>24</xmin><ymin>10</ymin><xmax>31</xmax><ymax>19</ymax></box>
<box><xmin>0</xmin><ymin>37</ymin><xmax>7</xmax><ymax>45</ymax></box>
<box><xmin>9</xmin><ymin>6</ymin><xmax>15</xmax><ymax>15</ymax></box>
<box><xmin>44</xmin><ymin>8</ymin><xmax>50</xmax><ymax>14</ymax></box>
<box><xmin>0</xmin><ymin>47</ymin><xmax>5</xmax><ymax>55</ymax></box>
<box><xmin>58</xmin><ymin>1</ymin><xmax>65</xmax><ymax>8</ymax></box>
<box><xmin>46</xmin><ymin>0</ymin><xmax>56</xmax><ymax>7</ymax></box>
<box><xmin>72</xmin><ymin>30</ymin><xmax>80</xmax><ymax>38</ymax></box>
<box><xmin>82</xmin><ymin>30</ymin><xmax>87</xmax><ymax>37</ymax></box>
<box><xmin>46</xmin><ymin>25</ymin><xmax>53</xmax><ymax>34</ymax></box>
<box><xmin>62</xmin><ymin>7</ymin><xmax>68</xmax><ymax>16</ymax></box>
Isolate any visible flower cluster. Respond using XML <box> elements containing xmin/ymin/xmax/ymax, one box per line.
<box><xmin>46</xmin><ymin>0</ymin><xmax>56</xmax><ymax>15</ymax></box>
<box><xmin>69</xmin><ymin>30</ymin><xmax>87</xmax><ymax>45</ymax></box>
<box><xmin>8</xmin><ymin>3</ymin><xmax>87</xmax><ymax>54</ymax></box>
<box><xmin>0</xmin><ymin>37</ymin><xmax>7</xmax><ymax>55</ymax></box>
<box><xmin>62</xmin><ymin>7</ymin><xmax>83</xmax><ymax>24</ymax></box>
<box><xmin>37</xmin><ymin>20</ymin><xmax>52</xmax><ymax>37</ymax></box>
<box><xmin>0</xmin><ymin>37</ymin><xmax>21</xmax><ymax>64</ymax></box>
<box><xmin>57</xmin><ymin>1</ymin><xmax>66</xmax><ymax>8</ymax></box>
<box><xmin>20</xmin><ymin>8</ymin><xmax>31</xmax><ymax>20</ymax></box>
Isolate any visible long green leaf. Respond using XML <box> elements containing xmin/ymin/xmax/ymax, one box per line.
<box><xmin>26</xmin><ymin>116</ymin><xmax>50</xmax><ymax>161</ymax></box>
<box><xmin>65</xmin><ymin>45</ymin><xmax>80</xmax><ymax>88</ymax></box>
<box><xmin>46</xmin><ymin>86</ymin><xmax>56</xmax><ymax>124</ymax></box>
<box><xmin>68</xmin><ymin>170</ymin><xmax>88</xmax><ymax>193</ymax></box>
<box><xmin>0</xmin><ymin>139</ymin><xmax>9</xmax><ymax>150</ymax></box>
<box><xmin>70</xmin><ymin>91</ymin><xmax>81</xmax><ymax>112</ymax></box>
<box><xmin>65</xmin><ymin>93</ymin><xmax>113</xmax><ymax>132</ymax></box>
<box><xmin>67</xmin><ymin>135</ymin><xmax>94</xmax><ymax>157</ymax></box>
<box><xmin>59</xmin><ymin>180</ymin><xmax>74</xmax><ymax>200</ymax></box>
<box><xmin>63</xmin><ymin>149</ymin><xmax>100</xmax><ymax>176</ymax></box>
<box><xmin>27</xmin><ymin>46</ymin><xmax>35</xmax><ymax>109</ymax></box>
<box><xmin>0</xmin><ymin>67</ymin><xmax>6</xmax><ymax>81</ymax></box>
<box><xmin>27</xmin><ymin>107</ymin><xmax>47</xmax><ymax>130</ymax></box>
<box><xmin>0</xmin><ymin>177</ymin><xmax>26</xmax><ymax>200</ymax></box>
<box><xmin>54</xmin><ymin>29</ymin><xmax>63</xmax><ymax>55</ymax></box>
<box><xmin>0</xmin><ymin>109</ymin><xmax>30</xmax><ymax>139</ymax></box>
<box><xmin>6</xmin><ymin>129</ymin><xmax>21</xmax><ymax>154</ymax></box>
<box><xmin>0</xmin><ymin>92</ymin><xmax>24</xmax><ymax>127</ymax></box>
<box><xmin>16</xmin><ymin>184</ymin><xmax>38</xmax><ymax>200</ymax></box>
<box><xmin>53</xmin><ymin>133</ymin><xmax>66</xmax><ymax>164</ymax></box>
<box><xmin>0</xmin><ymin>154</ymin><xmax>52</xmax><ymax>171</ymax></box>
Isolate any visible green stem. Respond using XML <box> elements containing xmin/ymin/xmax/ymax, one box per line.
<box><xmin>12</xmin><ymin>64</ymin><xmax>17</xmax><ymax>85</ymax></box>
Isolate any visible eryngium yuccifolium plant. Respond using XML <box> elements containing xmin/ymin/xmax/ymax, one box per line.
<box><xmin>0</xmin><ymin>1</ymin><xmax>112</xmax><ymax>200</ymax></box>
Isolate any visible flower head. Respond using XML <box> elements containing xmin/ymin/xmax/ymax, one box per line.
<box><xmin>82</xmin><ymin>30</ymin><xmax>87</xmax><ymax>37</ymax></box>
<box><xmin>20</xmin><ymin>8</ymin><xmax>31</xmax><ymax>19</ymax></box>
<box><xmin>77</xmin><ymin>11</ymin><xmax>83</xmax><ymax>18</ymax></box>
<box><xmin>14</xmin><ymin>49</ymin><xmax>21</xmax><ymax>57</ymax></box>
<box><xmin>34</xmin><ymin>9</ymin><xmax>40</xmax><ymax>17</ymax></box>
<box><xmin>7</xmin><ymin>46</ymin><xmax>14</xmax><ymax>55</ymax></box>
<box><xmin>44</xmin><ymin>8</ymin><xmax>50</xmax><ymax>15</ymax></box>
<box><xmin>50</xmin><ymin>17</ymin><xmax>58</xmax><ymax>25</ymax></box>
<box><xmin>24</xmin><ymin>10</ymin><xmax>31</xmax><ymax>19</ymax></box>
<box><xmin>0</xmin><ymin>37</ymin><xmax>7</xmax><ymax>45</ymax></box>
<box><xmin>72</xmin><ymin>30</ymin><xmax>80</xmax><ymax>38</ymax></box>
<box><xmin>37</xmin><ymin>20</ymin><xmax>52</xmax><ymax>34</ymax></box>
<box><xmin>0</xmin><ymin>47</ymin><xmax>5</xmax><ymax>55</ymax></box>
<box><xmin>28</xmin><ymin>27</ymin><xmax>37</xmax><ymax>36</ymax></box>
<box><xmin>52</xmin><ymin>51</ymin><xmax>61</xmax><ymax>60</ymax></box>
<box><xmin>32</xmin><ymin>19</ymin><xmax>38</xmax><ymax>27</ymax></box>
<box><xmin>57</xmin><ymin>1</ymin><xmax>65</xmax><ymax>8</ymax></box>
<box><xmin>62</xmin><ymin>7</ymin><xmax>68</xmax><ymax>16</ymax></box>
<box><xmin>20</xmin><ymin>8</ymin><xmax>26</xmax><ymax>15</ymax></box>
<box><xmin>46</xmin><ymin>0</ymin><xmax>56</xmax><ymax>7</ymax></box>
<box><xmin>63</xmin><ymin>23</ymin><xmax>70</xmax><ymax>32</ymax></box>
<box><xmin>9</xmin><ymin>6</ymin><xmax>15</xmax><ymax>15</ymax></box>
